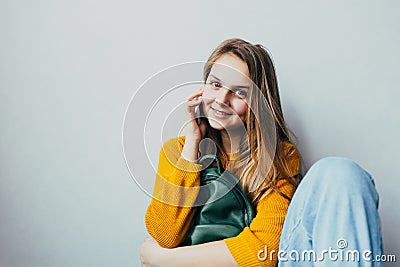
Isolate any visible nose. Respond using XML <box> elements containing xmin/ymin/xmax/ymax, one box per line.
<box><xmin>215</xmin><ymin>87</ymin><xmax>231</xmax><ymax>107</ymax></box>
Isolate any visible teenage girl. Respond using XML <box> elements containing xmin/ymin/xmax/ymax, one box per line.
<box><xmin>140</xmin><ymin>38</ymin><xmax>383</xmax><ymax>267</ymax></box>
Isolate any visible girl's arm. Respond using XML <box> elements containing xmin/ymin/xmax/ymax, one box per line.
<box><xmin>145</xmin><ymin>137</ymin><xmax>201</xmax><ymax>247</ymax></box>
<box><xmin>140</xmin><ymin>239</ymin><xmax>237</xmax><ymax>267</ymax></box>
<box><xmin>142</xmin><ymin>179</ymin><xmax>296</xmax><ymax>267</ymax></box>
<box><xmin>146</xmin><ymin>90</ymin><xmax>206</xmax><ymax>247</ymax></box>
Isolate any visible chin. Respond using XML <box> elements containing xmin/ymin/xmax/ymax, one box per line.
<box><xmin>208</xmin><ymin>120</ymin><xmax>245</xmax><ymax>132</ymax></box>
<box><xmin>208</xmin><ymin>119</ymin><xmax>226</xmax><ymax>131</ymax></box>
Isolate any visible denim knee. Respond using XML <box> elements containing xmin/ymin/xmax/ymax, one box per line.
<box><xmin>306</xmin><ymin>157</ymin><xmax>377</xmax><ymax>198</ymax></box>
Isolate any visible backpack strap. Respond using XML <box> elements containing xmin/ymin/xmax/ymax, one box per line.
<box><xmin>197</xmin><ymin>154</ymin><xmax>224</xmax><ymax>174</ymax></box>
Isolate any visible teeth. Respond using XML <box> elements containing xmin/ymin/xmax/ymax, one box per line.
<box><xmin>215</xmin><ymin>109</ymin><xmax>228</xmax><ymax>115</ymax></box>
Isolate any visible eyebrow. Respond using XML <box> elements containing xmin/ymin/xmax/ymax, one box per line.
<box><xmin>208</xmin><ymin>74</ymin><xmax>250</xmax><ymax>90</ymax></box>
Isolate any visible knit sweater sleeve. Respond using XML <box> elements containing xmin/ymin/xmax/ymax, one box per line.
<box><xmin>145</xmin><ymin>136</ymin><xmax>201</xmax><ymax>248</ymax></box>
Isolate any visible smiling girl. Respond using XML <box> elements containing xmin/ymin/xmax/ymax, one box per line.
<box><xmin>140</xmin><ymin>38</ymin><xmax>383</xmax><ymax>267</ymax></box>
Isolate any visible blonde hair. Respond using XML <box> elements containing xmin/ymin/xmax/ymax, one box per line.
<box><xmin>200</xmin><ymin>38</ymin><xmax>302</xmax><ymax>206</ymax></box>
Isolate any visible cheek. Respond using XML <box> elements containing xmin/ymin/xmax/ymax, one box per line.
<box><xmin>201</xmin><ymin>90</ymin><xmax>214</xmax><ymax>106</ymax></box>
<box><xmin>232</xmin><ymin>102</ymin><xmax>248</xmax><ymax>119</ymax></box>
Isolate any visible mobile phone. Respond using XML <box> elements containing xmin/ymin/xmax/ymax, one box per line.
<box><xmin>194</xmin><ymin>103</ymin><xmax>204</xmax><ymax>125</ymax></box>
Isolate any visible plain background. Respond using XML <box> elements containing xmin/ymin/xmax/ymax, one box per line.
<box><xmin>1</xmin><ymin>0</ymin><xmax>399</xmax><ymax>266</ymax></box>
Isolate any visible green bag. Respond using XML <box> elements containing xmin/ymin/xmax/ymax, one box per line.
<box><xmin>181</xmin><ymin>154</ymin><xmax>256</xmax><ymax>246</ymax></box>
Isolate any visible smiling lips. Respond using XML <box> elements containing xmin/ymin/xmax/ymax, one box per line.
<box><xmin>211</xmin><ymin>107</ymin><xmax>232</xmax><ymax>116</ymax></box>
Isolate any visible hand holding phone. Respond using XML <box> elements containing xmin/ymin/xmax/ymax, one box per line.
<box><xmin>184</xmin><ymin>89</ymin><xmax>206</xmax><ymax>143</ymax></box>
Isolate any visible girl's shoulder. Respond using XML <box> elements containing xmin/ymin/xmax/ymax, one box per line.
<box><xmin>282</xmin><ymin>140</ymin><xmax>299</xmax><ymax>155</ymax></box>
<box><xmin>281</xmin><ymin>141</ymin><xmax>302</xmax><ymax>177</ymax></box>
<box><xmin>282</xmin><ymin>141</ymin><xmax>301</xmax><ymax>161</ymax></box>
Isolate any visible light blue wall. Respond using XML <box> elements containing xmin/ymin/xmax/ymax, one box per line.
<box><xmin>1</xmin><ymin>0</ymin><xmax>399</xmax><ymax>266</ymax></box>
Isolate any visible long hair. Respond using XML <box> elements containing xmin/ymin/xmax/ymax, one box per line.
<box><xmin>200</xmin><ymin>38</ymin><xmax>302</xmax><ymax>206</ymax></box>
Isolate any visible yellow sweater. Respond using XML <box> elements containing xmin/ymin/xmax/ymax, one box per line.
<box><xmin>145</xmin><ymin>136</ymin><xmax>301</xmax><ymax>267</ymax></box>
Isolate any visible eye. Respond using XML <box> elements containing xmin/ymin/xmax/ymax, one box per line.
<box><xmin>210</xmin><ymin>81</ymin><xmax>222</xmax><ymax>88</ymax></box>
<box><xmin>233</xmin><ymin>89</ymin><xmax>247</xmax><ymax>99</ymax></box>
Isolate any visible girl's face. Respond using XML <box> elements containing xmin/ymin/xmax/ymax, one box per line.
<box><xmin>202</xmin><ymin>53</ymin><xmax>251</xmax><ymax>131</ymax></box>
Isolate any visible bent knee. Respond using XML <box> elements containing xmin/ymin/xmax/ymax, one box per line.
<box><xmin>306</xmin><ymin>156</ymin><xmax>375</xmax><ymax>191</ymax></box>
<box><xmin>313</xmin><ymin>157</ymin><xmax>360</xmax><ymax>175</ymax></box>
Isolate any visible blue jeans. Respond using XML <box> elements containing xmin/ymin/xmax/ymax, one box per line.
<box><xmin>278</xmin><ymin>157</ymin><xmax>383</xmax><ymax>266</ymax></box>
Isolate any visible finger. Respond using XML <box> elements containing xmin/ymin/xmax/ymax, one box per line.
<box><xmin>186</xmin><ymin>90</ymin><xmax>204</xmax><ymax>112</ymax></box>
<box><xmin>186</xmin><ymin>91</ymin><xmax>204</xmax><ymax>101</ymax></box>
<box><xmin>186</xmin><ymin>97</ymin><xmax>203</xmax><ymax>110</ymax></box>
<box><xmin>186</xmin><ymin>97</ymin><xmax>203</xmax><ymax>105</ymax></box>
